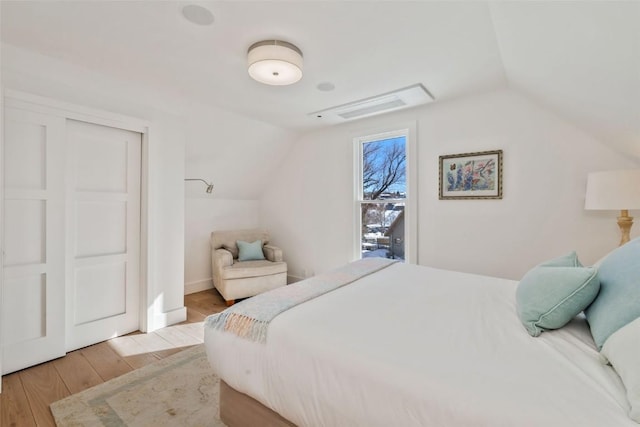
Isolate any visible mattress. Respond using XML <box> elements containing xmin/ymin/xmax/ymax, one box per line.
<box><xmin>204</xmin><ymin>262</ymin><xmax>634</xmax><ymax>426</ymax></box>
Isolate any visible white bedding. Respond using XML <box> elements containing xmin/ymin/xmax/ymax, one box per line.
<box><xmin>204</xmin><ymin>262</ymin><xmax>634</xmax><ymax>426</ymax></box>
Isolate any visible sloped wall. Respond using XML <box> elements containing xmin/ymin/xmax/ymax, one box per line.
<box><xmin>260</xmin><ymin>89</ymin><xmax>640</xmax><ymax>281</ymax></box>
<box><xmin>183</xmin><ymin>102</ymin><xmax>297</xmax><ymax>293</ymax></box>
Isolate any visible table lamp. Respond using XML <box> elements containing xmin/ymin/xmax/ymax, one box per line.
<box><xmin>585</xmin><ymin>170</ymin><xmax>640</xmax><ymax>246</ymax></box>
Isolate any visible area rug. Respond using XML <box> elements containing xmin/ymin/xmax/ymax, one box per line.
<box><xmin>50</xmin><ymin>344</ymin><xmax>225</xmax><ymax>426</ymax></box>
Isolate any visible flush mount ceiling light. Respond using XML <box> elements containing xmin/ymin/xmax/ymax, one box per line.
<box><xmin>247</xmin><ymin>40</ymin><xmax>303</xmax><ymax>86</ymax></box>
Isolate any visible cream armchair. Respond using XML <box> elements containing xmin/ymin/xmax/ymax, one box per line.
<box><xmin>210</xmin><ymin>229</ymin><xmax>287</xmax><ymax>306</ymax></box>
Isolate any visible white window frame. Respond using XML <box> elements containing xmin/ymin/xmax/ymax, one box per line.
<box><xmin>353</xmin><ymin>122</ymin><xmax>417</xmax><ymax>263</ymax></box>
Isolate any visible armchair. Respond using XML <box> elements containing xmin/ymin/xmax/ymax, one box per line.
<box><xmin>210</xmin><ymin>229</ymin><xmax>287</xmax><ymax>306</ymax></box>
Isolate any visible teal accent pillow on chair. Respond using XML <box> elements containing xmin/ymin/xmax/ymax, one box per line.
<box><xmin>585</xmin><ymin>237</ymin><xmax>640</xmax><ymax>349</ymax></box>
<box><xmin>516</xmin><ymin>252</ymin><xmax>600</xmax><ymax>337</ymax></box>
<box><xmin>236</xmin><ymin>240</ymin><xmax>266</xmax><ymax>261</ymax></box>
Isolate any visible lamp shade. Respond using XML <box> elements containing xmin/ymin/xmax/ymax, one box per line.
<box><xmin>247</xmin><ymin>40</ymin><xmax>303</xmax><ymax>86</ymax></box>
<box><xmin>585</xmin><ymin>170</ymin><xmax>640</xmax><ymax>210</ymax></box>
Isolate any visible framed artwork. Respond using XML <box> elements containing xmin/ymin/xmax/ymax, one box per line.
<box><xmin>439</xmin><ymin>150</ymin><xmax>503</xmax><ymax>199</ymax></box>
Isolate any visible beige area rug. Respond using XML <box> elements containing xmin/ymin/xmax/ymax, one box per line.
<box><xmin>50</xmin><ymin>344</ymin><xmax>225</xmax><ymax>426</ymax></box>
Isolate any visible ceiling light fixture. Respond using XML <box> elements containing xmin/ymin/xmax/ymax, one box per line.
<box><xmin>247</xmin><ymin>40</ymin><xmax>303</xmax><ymax>86</ymax></box>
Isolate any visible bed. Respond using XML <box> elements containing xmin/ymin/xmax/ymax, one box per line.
<box><xmin>204</xmin><ymin>255</ymin><xmax>638</xmax><ymax>426</ymax></box>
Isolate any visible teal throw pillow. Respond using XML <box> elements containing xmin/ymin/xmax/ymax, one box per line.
<box><xmin>236</xmin><ymin>240</ymin><xmax>265</xmax><ymax>262</ymax></box>
<box><xmin>539</xmin><ymin>251</ymin><xmax>583</xmax><ymax>268</ymax></box>
<box><xmin>516</xmin><ymin>252</ymin><xmax>600</xmax><ymax>337</ymax></box>
<box><xmin>585</xmin><ymin>237</ymin><xmax>640</xmax><ymax>349</ymax></box>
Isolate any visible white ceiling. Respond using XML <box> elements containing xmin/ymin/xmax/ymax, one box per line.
<box><xmin>1</xmin><ymin>1</ymin><xmax>639</xmax><ymax>156</ymax></box>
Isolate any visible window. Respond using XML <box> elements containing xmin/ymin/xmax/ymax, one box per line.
<box><xmin>354</xmin><ymin>126</ymin><xmax>416</xmax><ymax>262</ymax></box>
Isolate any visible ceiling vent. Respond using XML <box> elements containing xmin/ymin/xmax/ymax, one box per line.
<box><xmin>309</xmin><ymin>84</ymin><xmax>434</xmax><ymax>124</ymax></box>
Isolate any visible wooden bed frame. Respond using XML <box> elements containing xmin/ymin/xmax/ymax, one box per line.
<box><xmin>220</xmin><ymin>380</ymin><xmax>296</xmax><ymax>427</ymax></box>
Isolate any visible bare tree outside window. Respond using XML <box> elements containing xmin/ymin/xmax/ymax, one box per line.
<box><xmin>362</xmin><ymin>138</ymin><xmax>406</xmax><ymax>200</ymax></box>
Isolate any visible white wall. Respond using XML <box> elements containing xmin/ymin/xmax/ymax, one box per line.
<box><xmin>183</xmin><ymin>102</ymin><xmax>297</xmax><ymax>293</ymax></box>
<box><xmin>260</xmin><ymin>88</ymin><xmax>640</xmax><ymax>281</ymax></box>
<box><xmin>2</xmin><ymin>43</ymin><xmax>187</xmax><ymax>330</ymax></box>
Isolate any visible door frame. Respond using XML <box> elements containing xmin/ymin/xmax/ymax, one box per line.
<box><xmin>3</xmin><ymin>89</ymin><xmax>153</xmax><ymax>335</ymax></box>
<box><xmin>0</xmin><ymin>82</ymin><xmax>4</xmax><ymax>389</ymax></box>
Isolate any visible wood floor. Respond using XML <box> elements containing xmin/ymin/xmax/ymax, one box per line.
<box><xmin>0</xmin><ymin>289</ymin><xmax>227</xmax><ymax>427</ymax></box>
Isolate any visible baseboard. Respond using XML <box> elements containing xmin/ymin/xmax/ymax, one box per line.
<box><xmin>184</xmin><ymin>278</ymin><xmax>214</xmax><ymax>295</ymax></box>
<box><xmin>153</xmin><ymin>306</ymin><xmax>187</xmax><ymax>330</ymax></box>
<box><xmin>187</xmin><ymin>276</ymin><xmax>302</xmax><ymax>293</ymax></box>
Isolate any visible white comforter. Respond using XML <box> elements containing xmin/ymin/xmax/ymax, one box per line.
<box><xmin>204</xmin><ymin>263</ymin><xmax>634</xmax><ymax>426</ymax></box>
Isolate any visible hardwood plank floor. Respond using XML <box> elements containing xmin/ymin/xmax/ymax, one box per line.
<box><xmin>1</xmin><ymin>374</ymin><xmax>36</xmax><ymax>427</ymax></box>
<box><xmin>78</xmin><ymin>343</ymin><xmax>133</xmax><ymax>382</ymax></box>
<box><xmin>52</xmin><ymin>352</ymin><xmax>103</xmax><ymax>395</ymax></box>
<box><xmin>0</xmin><ymin>289</ymin><xmax>225</xmax><ymax>427</ymax></box>
<box><xmin>21</xmin><ymin>364</ymin><xmax>70</xmax><ymax>427</ymax></box>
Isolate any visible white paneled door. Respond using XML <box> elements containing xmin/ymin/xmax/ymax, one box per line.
<box><xmin>66</xmin><ymin>120</ymin><xmax>141</xmax><ymax>352</ymax></box>
<box><xmin>2</xmin><ymin>102</ymin><xmax>143</xmax><ymax>374</ymax></box>
<box><xmin>2</xmin><ymin>108</ymin><xmax>67</xmax><ymax>374</ymax></box>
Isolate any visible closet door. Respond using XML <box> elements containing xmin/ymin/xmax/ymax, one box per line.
<box><xmin>2</xmin><ymin>108</ymin><xmax>66</xmax><ymax>374</ymax></box>
<box><xmin>66</xmin><ymin>120</ymin><xmax>141</xmax><ymax>352</ymax></box>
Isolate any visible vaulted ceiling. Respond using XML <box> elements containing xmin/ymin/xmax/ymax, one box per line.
<box><xmin>2</xmin><ymin>1</ymin><xmax>639</xmax><ymax>158</ymax></box>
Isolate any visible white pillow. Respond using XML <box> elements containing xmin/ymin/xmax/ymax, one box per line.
<box><xmin>601</xmin><ymin>316</ymin><xmax>640</xmax><ymax>423</ymax></box>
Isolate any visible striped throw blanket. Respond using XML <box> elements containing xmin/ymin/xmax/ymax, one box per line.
<box><xmin>205</xmin><ymin>257</ymin><xmax>397</xmax><ymax>343</ymax></box>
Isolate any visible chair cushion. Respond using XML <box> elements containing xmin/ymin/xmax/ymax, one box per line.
<box><xmin>222</xmin><ymin>260</ymin><xmax>287</xmax><ymax>280</ymax></box>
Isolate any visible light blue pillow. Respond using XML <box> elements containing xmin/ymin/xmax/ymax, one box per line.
<box><xmin>539</xmin><ymin>251</ymin><xmax>583</xmax><ymax>268</ymax></box>
<box><xmin>585</xmin><ymin>237</ymin><xmax>640</xmax><ymax>349</ymax></box>
<box><xmin>236</xmin><ymin>240</ymin><xmax>265</xmax><ymax>262</ymax></box>
<box><xmin>516</xmin><ymin>252</ymin><xmax>600</xmax><ymax>337</ymax></box>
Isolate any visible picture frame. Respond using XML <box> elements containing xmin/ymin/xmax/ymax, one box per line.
<box><xmin>439</xmin><ymin>150</ymin><xmax>503</xmax><ymax>200</ymax></box>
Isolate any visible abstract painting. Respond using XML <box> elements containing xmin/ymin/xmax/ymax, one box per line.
<box><xmin>439</xmin><ymin>150</ymin><xmax>503</xmax><ymax>199</ymax></box>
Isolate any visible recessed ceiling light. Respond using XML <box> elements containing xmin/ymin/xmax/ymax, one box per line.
<box><xmin>182</xmin><ymin>5</ymin><xmax>214</xmax><ymax>26</ymax></box>
<box><xmin>317</xmin><ymin>82</ymin><xmax>335</xmax><ymax>92</ymax></box>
